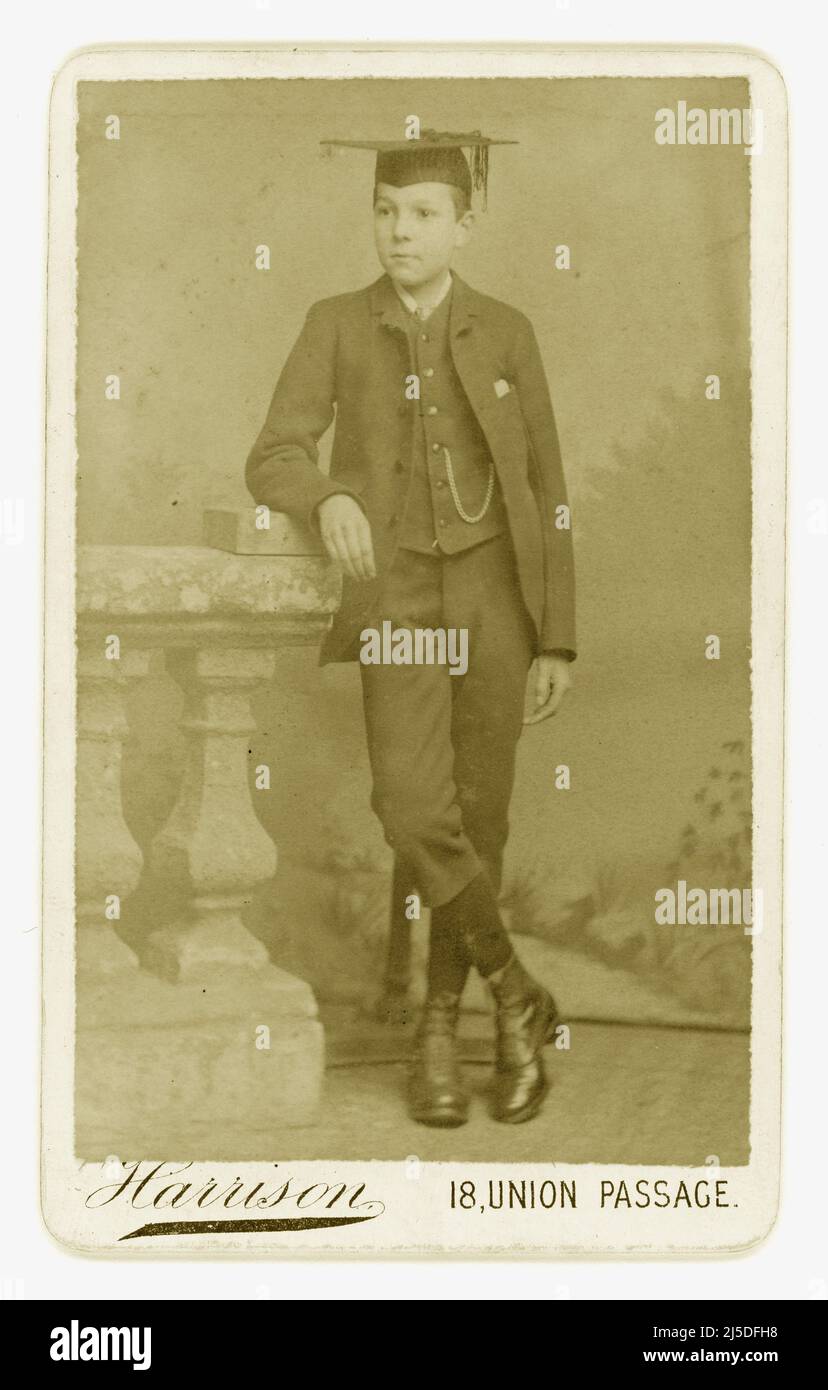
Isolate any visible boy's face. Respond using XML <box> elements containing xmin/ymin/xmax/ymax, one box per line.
<box><xmin>373</xmin><ymin>181</ymin><xmax>473</xmax><ymax>288</ymax></box>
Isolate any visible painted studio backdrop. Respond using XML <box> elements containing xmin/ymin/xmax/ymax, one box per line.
<box><xmin>74</xmin><ymin>76</ymin><xmax>752</xmax><ymax>1157</ymax></box>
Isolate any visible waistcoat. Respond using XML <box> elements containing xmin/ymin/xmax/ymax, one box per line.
<box><xmin>397</xmin><ymin>285</ymin><xmax>507</xmax><ymax>554</ymax></box>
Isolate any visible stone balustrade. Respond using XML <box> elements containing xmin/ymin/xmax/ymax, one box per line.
<box><xmin>74</xmin><ymin>510</ymin><xmax>340</xmax><ymax>1160</ymax></box>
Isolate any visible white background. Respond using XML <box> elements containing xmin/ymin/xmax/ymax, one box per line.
<box><xmin>1</xmin><ymin>0</ymin><xmax>822</xmax><ymax>1301</ymax></box>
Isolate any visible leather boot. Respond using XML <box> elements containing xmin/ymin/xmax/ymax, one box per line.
<box><xmin>407</xmin><ymin>991</ymin><xmax>469</xmax><ymax>1128</ymax></box>
<box><xmin>488</xmin><ymin>956</ymin><xmax>560</xmax><ymax>1124</ymax></box>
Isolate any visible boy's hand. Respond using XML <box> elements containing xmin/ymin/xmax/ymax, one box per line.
<box><xmin>317</xmin><ymin>493</ymin><xmax>377</xmax><ymax>581</ymax></box>
<box><xmin>523</xmin><ymin>653</ymin><xmax>572</xmax><ymax>725</ymax></box>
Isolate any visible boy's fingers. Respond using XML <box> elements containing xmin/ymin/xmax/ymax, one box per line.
<box><xmin>320</xmin><ymin>532</ymin><xmax>340</xmax><ymax>565</ymax></box>
<box><xmin>523</xmin><ymin>681</ymin><xmax>569</xmax><ymax>726</ymax></box>
<box><xmin>523</xmin><ymin>698</ymin><xmax>557</xmax><ymax>726</ymax></box>
<box><xmin>343</xmin><ymin>524</ymin><xmax>370</xmax><ymax>580</ymax></box>
<box><xmin>353</xmin><ymin>518</ymin><xmax>376</xmax><ymax>579</ymax></box>
<box><xmin>325</xmin><ymin>521</ymin><xmax>376</xmax><ymax>582</ymax></box>
<box><xmin>326</xmin><ymin>527</ymin><xmax>359</xmax><ymax>580</ymax></box>
<box><xmin>358</xmin><ymin>527</ymin><xmax>377</xmax><ymax>578</ymax></box>
<box><xmin>546</xmin><ymin>687</ymin><xmax>566</xmax><ymax>715</ymax></box>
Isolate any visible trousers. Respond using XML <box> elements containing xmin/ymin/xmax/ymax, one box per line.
<box><xmin>358</xmin><ymin>530</ymin><xmax>537</xmax><ymax>910</ymax></box>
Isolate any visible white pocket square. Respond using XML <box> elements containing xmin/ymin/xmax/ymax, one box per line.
<box><xmin>494</xmin><ymin>378</ymin><xmax>511</xmax><ymax>398</ymax></box>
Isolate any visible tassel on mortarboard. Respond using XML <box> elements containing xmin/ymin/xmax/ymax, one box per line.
<box><xmin>319</xmin><ymin>128</ymin><xmax>517</xmax><ymax>209</ymax></box>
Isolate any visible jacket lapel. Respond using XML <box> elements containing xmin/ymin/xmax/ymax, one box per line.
<box><xmin>448</xmin><ymin>274</ymin><xmax>505</xmax><ymax>434</ymax></box>
<box><xmin>449</xmin><ymin>275</ymin><xmax>527</xmax><ymax>490</ymax></box>
<box><xmin>369</xmin><ymin>274</ymin><xmax>411</xmax><ymax>335</ymax></box>
<box><xmin>447</xmin><ymin>271</ymin><xmax>478</xmax><ymax>340</ymax></box>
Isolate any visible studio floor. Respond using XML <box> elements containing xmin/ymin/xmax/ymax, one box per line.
<box><xmin>275</xmin><ymin>1018</ymin><xmax>750</xmax><ymax>1166</ymax></box>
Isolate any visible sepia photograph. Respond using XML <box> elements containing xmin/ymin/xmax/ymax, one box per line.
<box><xmin>39</xmin><ymin>44</ymin><xmax>786</xmax><ymax>1255</ymax></box>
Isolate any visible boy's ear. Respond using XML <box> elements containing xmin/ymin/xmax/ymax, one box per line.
<box><xmin>455</xmin><ymin>210</ymin><xmax>475</xmax><ymax>246</ymax></box>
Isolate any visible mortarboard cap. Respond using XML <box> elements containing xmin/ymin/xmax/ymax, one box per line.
<box><xmin>319</xmin><ymin>128</ymin><xmax>517</xmax><ymax>208</ymax></box>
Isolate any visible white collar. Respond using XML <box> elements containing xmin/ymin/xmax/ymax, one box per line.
<box><xmin>392</xmin><ymin>270</ymin><xmax>453</xmax><ymax>321</ymax></box>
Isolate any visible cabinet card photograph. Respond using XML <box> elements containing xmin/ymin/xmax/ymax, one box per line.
<box><xmin>41</xmin><ymin>45</ymin><xmax>787</xmax><ymax>1255</ymax></box>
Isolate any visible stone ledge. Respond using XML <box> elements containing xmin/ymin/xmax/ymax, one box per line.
<box><xmin>204</xmin><ymin>507</ymin><xmax>324</xmax><ymax>557</ymax></box>
<box><xmin>77</xmin><ymin>543</ymin><xmax>340</xmax><ymax>618</ymax></box>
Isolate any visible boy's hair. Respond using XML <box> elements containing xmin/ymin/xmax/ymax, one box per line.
<box><xmin>447</xmin><ymin>185</ymin><xmax>471</xmax><ymax>218</ymax></box>
<box><xmin>373</xmin><ymin>183</ymin><xmax>470</xmax><ymax>219</ymax></box>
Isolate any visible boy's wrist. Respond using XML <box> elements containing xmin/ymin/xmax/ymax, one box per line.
<box><xmin>309</xmin><ymin>487</ymin><xmax>366</xmax><ymax>534</ymax></box>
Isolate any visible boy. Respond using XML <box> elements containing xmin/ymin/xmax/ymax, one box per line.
<box><xmin>246</xmin><ymin>129</ymin><xmax>576</xmax><ymax>1127</ymax></box>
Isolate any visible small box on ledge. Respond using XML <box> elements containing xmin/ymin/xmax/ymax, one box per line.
<box><xmin>204</xmin><ymin>507</ymin><xmax>324</xmax><ymax>556</ymax></box>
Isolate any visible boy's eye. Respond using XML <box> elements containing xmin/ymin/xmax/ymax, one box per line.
<box><xmin>418</xmin><ymin>210</ymin><xmax>432</xmax><ymax>218</ymax></box>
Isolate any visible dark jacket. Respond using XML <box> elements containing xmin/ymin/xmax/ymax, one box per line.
<box><xmin>246</xmin><ymin>271</ymin><xmax>576</xmax><ymax>665</ymax></box>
